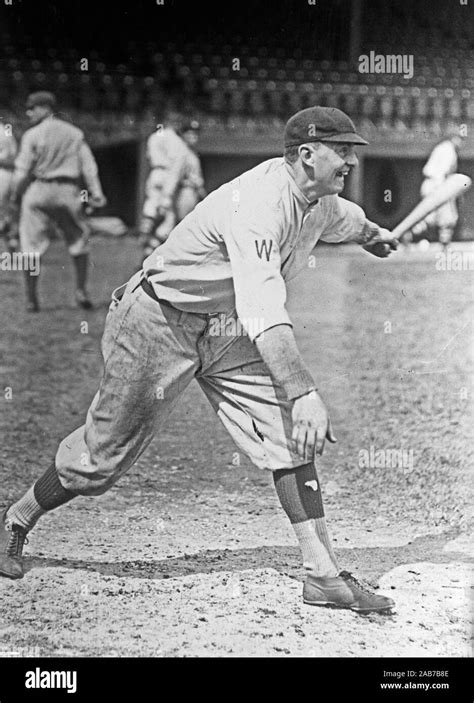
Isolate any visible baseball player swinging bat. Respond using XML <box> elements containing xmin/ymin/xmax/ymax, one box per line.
<box><xmin>365</xmin><ymin>173</ymin><xmax>472</xmax><ymax>256</ymax></box>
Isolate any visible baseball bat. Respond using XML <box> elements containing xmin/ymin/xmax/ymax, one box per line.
<box><xmin>390</xmin><ymin>173</ymin><xmax>472</xmax><ymax>241</ymax></box>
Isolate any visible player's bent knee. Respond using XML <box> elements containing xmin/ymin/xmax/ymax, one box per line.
<box><xmin>60</xmin><ymin>474</ymin><xmax>117</xmax><ymax>497</ymax></box>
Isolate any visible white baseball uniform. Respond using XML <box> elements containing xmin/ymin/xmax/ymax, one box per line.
<box><xmin>418</xmin><ymin>139</ymin><xmax>459</xmax><ymax>233</ymax></box>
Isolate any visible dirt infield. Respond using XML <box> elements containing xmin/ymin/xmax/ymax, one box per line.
<box><xmin>0</xmin><ymin>237</ymin><xmax>472</xmax><ymax>657</ymax></box>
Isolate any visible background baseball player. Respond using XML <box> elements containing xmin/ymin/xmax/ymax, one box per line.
<box><xmin>410</xmin><ymin>133</ymin><xmax>464</xmax><ymax>249</ymax></box>
<box><xmin>0</xmin><ymin>117</ymin><xmax>19</xmax><ymax>254</ymax></box>
<box><xmin>139</xmin><ymin>109</ymin><xmax>189</xmax><ymax>258</ymax></box>
<box><xmin>1</xmin><ymin>107</ymin><xmax>398</xmax><ymax>614</ymax></box>
<box><xmin>175</xmin><ymin>118</ymin><xmax>207</xmax><ymax>223</ymax></box>
<box><xmin>10</xmin><ymin>91</ymin><xmax>107</xmax><ymax>312</ymax></box>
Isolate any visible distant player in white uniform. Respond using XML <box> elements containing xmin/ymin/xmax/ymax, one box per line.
<box><xmin>139</xmin><ymin>110</ymin><xmax>189</xmax><ymax>257</ymax></box>
<box><xmin>0</xmin><ymin>118</ymin><xmax>18</xmax><ymax>254</ymax></box>
<box><xmin>412</xmin><ymin>135</ymin><xmax>463</xmax><ymax>249</ymax></box>
<box><xmin>11</xmin><ymin>91</ymin><xmax>106</xmax><ymax>312</ymax></box>
<box><xmin>175</xmin><ymin>119</ymin><xmax>206</xmax><ymax>223</ymax></box>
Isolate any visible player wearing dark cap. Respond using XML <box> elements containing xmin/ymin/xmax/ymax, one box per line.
<box><xmin>1</xmin><ymin>107</ymin><xmax>398</xmax><ymax>613</ymax></box>
<box><xmin>10</xmin><ymin>91</ymin><xmax>107</xmax><ymax>311</ymax></box>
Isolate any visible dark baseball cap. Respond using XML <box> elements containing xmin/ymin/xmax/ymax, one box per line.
<box><xmin>26</xmin><ymin>91</ymin><xmax>57</xmax><ymax>110</ymax></box>
<box><xmin>284</xmin><ymin>106</ymin><xmax>368</xmax><ymax>147</ymax></box>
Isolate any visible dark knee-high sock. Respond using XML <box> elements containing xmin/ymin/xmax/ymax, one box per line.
<box><xmin>72</xmin><ymin>253</ymin><xmax>88</xmax><ymax>291</ymax></box>
<box><xmin>273</xmin><ymin>463</ymin><xmax>339</xmax><ymax>578</ymax></box>
<box><xmin>6</xmin><ymin>463</ymin><xmax>76</xmax><ymax>531</ymax></box>
<box><xmin>24</xmin><ymin>270</ymin><xmax>38</xmax><ymax>303</ymax></box>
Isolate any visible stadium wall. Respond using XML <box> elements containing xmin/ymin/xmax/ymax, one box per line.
<box><xmin>92</xmin><ymin>142</ymin><xmax>474</xmax><ymax>240</ymax></box>
<box><xmin>201</xmin><ymin>153</ymin><xmax>474</xmax><ymax>240</ymax></box>
<box><xmin>363</xmin><ymin>157</ymin><xmax>474</xmax><ymax>239</ymax></box>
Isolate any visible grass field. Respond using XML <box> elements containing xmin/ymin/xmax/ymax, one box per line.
<box><xmin>0</xmin><ymin>235</ymin><xmax>472</xmax><ymax>657</ymax></box>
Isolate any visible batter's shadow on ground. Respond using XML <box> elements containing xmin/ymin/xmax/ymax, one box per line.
<box><xmin>24</xmin><ymin>532</ymin><xmax>472</xmax><ymax>583</ymax></box>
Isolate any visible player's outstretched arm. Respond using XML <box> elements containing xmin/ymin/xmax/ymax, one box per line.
<box><xmin>320</xmin><ymin>199</ymin><xmax>397</xmax><ymax>257</ymax></box>
<box><xmin>254</xmin><ymin>324</ymin><xmax>336</xmax><ymax>458</ymax></box>
<box><xmin>79</xmin><ymin>141</ymin><xmax>107</xmax><ymax>208</ymax></box>
<box><xmin>10</xmin><ymin>170</ymin><xmax>30</xmax><ymax>204</ymax></box>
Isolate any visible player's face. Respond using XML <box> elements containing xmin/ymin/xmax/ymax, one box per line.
<box><xmin>309</xmin><ymin>142</ymin><xmax>358</xmax><ymax>195</ymax></box>
<box><xmin>26</xmin><ymin>105</ymin><xmax>50</xmax><ymax>125</ymax></box>
<box><xmin>182</xmin><ymin>130</ymin><xmax>199</xmax><ymax>148</ymax></box>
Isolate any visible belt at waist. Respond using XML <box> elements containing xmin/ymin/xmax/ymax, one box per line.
<box><xmin>35</xmin><ymin>176</ymin><xmax>79</xmax><ymax>185</ymax></box>
<box><xmin>140</xmin><ymin>277</ymin><xmax>172</xmax><ymax>306</ymax></box>
<box><xmin>139</xmin><ymin>278</ymin><xmax>221</xmax><ymax>319</ymax></box>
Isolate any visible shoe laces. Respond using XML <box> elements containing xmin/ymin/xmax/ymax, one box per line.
<box><xmin>339</xmin><ymin>571</ymin><xmax>375</xmax><ymax>594</ymax></box>
<box><xmin>6</xmin><ymin>524</ymin><xmax>28</xmax><ymax>558</ymax></box>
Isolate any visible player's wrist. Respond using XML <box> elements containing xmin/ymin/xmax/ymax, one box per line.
<box><xmin>356</xmin><ymin>219</ymin><xmax>380</xmax><ymax>245</ymax></box>
<box><xmin>294</xmin><ymin>387</ymin><xmax>319</xmax><ymax>400</ymax></box>
<box><xmin>281</xmin><ymin>370</ymin><xmax>316</xmax><ymax>401</ymax></box>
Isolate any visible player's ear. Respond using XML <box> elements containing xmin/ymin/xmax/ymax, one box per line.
<box><xmin>298</xmin><ymin>143</ymin><xmax>316</xmax><ymax>166</ymax></box>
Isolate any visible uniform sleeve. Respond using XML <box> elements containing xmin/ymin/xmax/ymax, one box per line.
<box><xmin>196</xmin><ymin>157</ymin><xmax>204</xmax><ymax>185</ymax></box>
<box><xmin>423</xmin><ymin>142</ymin><xmax>456</xmax><ymax>180</ymax></box>
<box><xmin>224</xmin><ymin>183</ymin><xmax>291</xmax><ymax>341</ymax></box>
<box><xmin>14</xmin><ymin>130</ymin><xmax>36</xmax><ymax>175</ymax></box>
<box><xmin>422</xmin><ymin>144</ymin><xmax>444</xmax><ymax>179</ymax></box>
<box><xmin>319</xmin><ymin>196</ymin><xmax>367</xmax><ymax>243</ymax></box>
<box><xmin>0</xmin><ymin>135</ymin><xmax>16</xmax><ymax>165</ymax></box>
<box><xmin>190</xmin><ymin>153</ymin><xmax>205</xmax><ymax>190</ymax></box>
<box><xmin>161</xmin><ymin>138</ymin><xmax>188</xmax><ymax>201</ymax></box>
<box><xmin>146</xmin><ymin>135</ymin><xmax>153</xmax><ymax>164</ymax></box>
<box><xmin>146</xmin><ymin>132</ymin><xmax>161</xmax><ymax>166</ymax></box>
<box><xmin>79</xmin><ymin>140</ymin><xmax>103</xmax><ymax>198</ymax></box>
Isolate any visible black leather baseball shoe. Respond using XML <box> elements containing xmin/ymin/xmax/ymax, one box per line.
<box><xmin>0</xmin><ymin>510</ymin><xmax>28</xmax><ymax>579</ymax></box>
<box><xmin>75</xmin><ymin>289</ymin><xmax>93</xmax><ymax>310</ymax></box>
<box><xmin>303</xmin><ymin>570</ymin><xmax>395</xmax><ymax>613</ymax></box>
<box><xmin>26</xmin><ymin>297</ymin><xmax>40</xmax><ymax>313</ymax></box>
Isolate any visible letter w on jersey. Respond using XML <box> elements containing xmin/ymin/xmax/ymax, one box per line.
<box><xmin>255</xmin><ymin>239</ymin><xmax>273</xmax><ymax>261</ymax></box>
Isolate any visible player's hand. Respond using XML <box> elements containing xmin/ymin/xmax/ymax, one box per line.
<box><xmin>291</xmin><ymin>390</ymin><xmax>337</xmax><ymax>460</ymax></box>
<box><xmin>155</xmin><ymin>206</ymin><xmax>167</xmax><ymax>221</ymax></box>
<box><xmin>160</xmin><ymin>195</ymin><xmax>173</xmax><ymax>212</ymax></box>
<box><xmin>363</xmin><ymin>240</ymin><xmax>398</xmax><ymax>257</ymax></box>
<box><xmin>362</xmin><ymin>227</ymin><xmax>398</xmax><ymax>257</ymax></box>
<box><xmin>89</xmin><ymin>193</ymin><xmax>107</xmax><ymax>209</ymax></box>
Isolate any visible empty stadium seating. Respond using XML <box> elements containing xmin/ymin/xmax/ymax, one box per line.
<box><xmin>0</xmin><ymin>8</ymin><xmax>472</xmax><ymax>144</ymax></box>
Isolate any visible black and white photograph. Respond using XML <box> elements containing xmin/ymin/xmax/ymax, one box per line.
<box><xmin>0</xmin><ymin>0</ymin><xmax>472</xmax><ymax>691</ymax></box>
